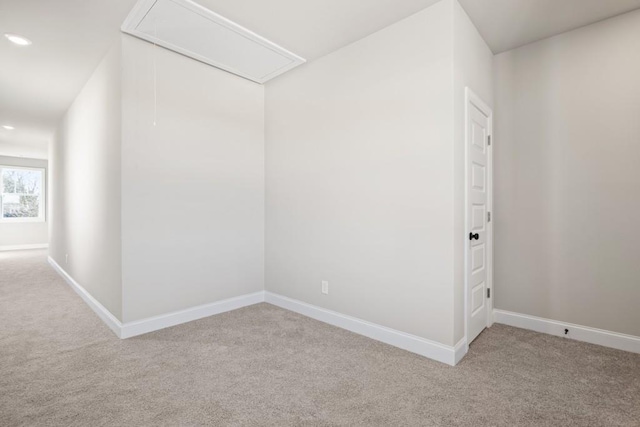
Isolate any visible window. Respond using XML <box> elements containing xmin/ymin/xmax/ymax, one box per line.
<box><xmin>0</xmin><ymin>166</ymin><xmax>45</xmax><ymax>222</ymax></box>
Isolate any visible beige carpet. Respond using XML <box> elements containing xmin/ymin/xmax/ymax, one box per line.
<box><xmin>1</xmin><ymin>250</ymin><xmax>639</xmax><ymax>426</ymax></box>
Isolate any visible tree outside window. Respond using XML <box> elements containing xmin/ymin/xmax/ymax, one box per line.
<box><xmin>0</xmin><ymin>167</ymin><xmax>45</xmax><ymax>222</ymax></box>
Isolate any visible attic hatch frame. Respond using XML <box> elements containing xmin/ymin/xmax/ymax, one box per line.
<box><xmin>121</xmin><ymin>0</ymin><xmax>306</xmax><ymax>84</ymax></box>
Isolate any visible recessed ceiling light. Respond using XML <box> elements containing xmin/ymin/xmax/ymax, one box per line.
<box><xmin>4</xmin><ymin>33</ymin><xmax>32</xmax><ymax>46</ymax></box>
<box><xmin>2</xmin><ymin>125</ymin><xmax>15</xmax><ymax>130</ymax></box>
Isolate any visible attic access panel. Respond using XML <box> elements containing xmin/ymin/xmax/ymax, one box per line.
<box><xmin>121</xmin><ymin>0</ymin><xmax>306</xmax><ymax>84</ymax></box>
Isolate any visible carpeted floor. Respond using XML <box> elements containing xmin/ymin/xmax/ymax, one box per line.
<box><xmin>1</xmin><ymin>250</ymin><xmax>639</xmax><ymax>426</ymax></box>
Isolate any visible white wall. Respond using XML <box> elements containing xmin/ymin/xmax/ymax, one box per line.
<box><xmin>50</xmin><ymin>34</ymin><xmax>265</xmax><ymax>325</ymax></box>
<box><xmin>50</xmin><ymin>42</ymin><xmax>123</xmax><ymax>320</ymax></box>
<box><xmin>265</xmin><ymin>1</ymin><xmax>456</xmax><ymax>345</ymax></box>
<box><xmin>0</xmin><ymin>155</ymin><xmax>48</xmax><ymax>249</ymax></box>
<box><xmin>120</xmin><ymin>35</ymin><xmax>265</xmax><ymax>322</ymax></box>
<box><xmin>452</xmin><ymin>0</ymin><xmax>493</xmax><ymax>343</ymax></box>
<box><xmin>493</xmin><ymin>9</ymin><xmax>640</xmax><ymax>337</ymax></box>
<box><xmin>44</xmin><ymin>0</ymin><xmax>493</xmax><ymax>350</ymax></box>
<box><xmin>0</xmin><ymin>143</ymin><xmax>48</xmax><ymax>160</ymax></box>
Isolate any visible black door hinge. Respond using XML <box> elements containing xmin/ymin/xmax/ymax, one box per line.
<box><xmin>487</xmin><ymin>288</ymin><xmax>491</xmax><ymax>298</ymax></box>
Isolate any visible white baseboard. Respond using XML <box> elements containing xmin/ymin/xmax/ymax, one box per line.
<box><xmin>48</xmin><ymin>256</ymin><xmax>123</xmax><ymax>337</ymax></box>
<box><xmin>494</xmin><ymin>309</ymin><xmax>640</xmax><ymax>354</ymax></box>
<box><xmin>46</xmin><ymin>257</ymin><xmax>467</xmax><ymax>365</ymax></box>
<box><xmin>454</xmin><ymin>337</ymin><xmax>468</xmax><ymax>365</ymax></box>
<box><xmin>1</xmin><ymin>243</ymin><xmax>48</xmax><ymax>252</ymax></box>
<box><xmin>48</xmin><ymin>255</ymin><xmax>265</xmax><ymax>339</ymax></box>
<box><xmin>264</xmin><ymin>292</ymin><xmax>463</xmax><ymax>366</ymax></box>
<box><xmin>120</xmin><ymin>291</ymin><xmax>265</xmax><ymax>338</ymax></box>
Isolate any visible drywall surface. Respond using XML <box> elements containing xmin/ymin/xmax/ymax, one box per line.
<box><xmin>0</xmin><ymin>156</ymin><xmax>48</xmax><ymax>248</ymax></box>
<box><xmin>0</xmin><ymin>143</ymin><xmax>47</xmax><ymax>160</ymax></box>
<box><xmin>121</xmin><ymin>35</ymin><xmax>265</xmax><ymax>322</ymax></box>
<box><xmin>265</xmin><ymin>2</ymin><xmax>456</xmax><ymax>345</ymax></box>
<box><xmin>452</xmin><ymin>0</ymin><xmax>494</xmax><ymax>344</ymax></box>
<box><xmin>50</xmin><ymin>42</ymin><xmax>123</xmax><ymax>320</ymax></box>
<box><xmin>493</xmin><ymin>9</ymin><xmax>640</xmax><ymax>336</ymax></box>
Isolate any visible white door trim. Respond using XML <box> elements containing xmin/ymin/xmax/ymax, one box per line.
<box><xmin>464</xmin><ymin>87</ymin><xmax>493</xmax><ymax>351</ymax></box>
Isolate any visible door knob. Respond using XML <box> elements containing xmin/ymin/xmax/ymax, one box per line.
<box><xmin>469</xmin><ymin>233</ymin><xmax>479</xmax><ymax>241</ymax></box>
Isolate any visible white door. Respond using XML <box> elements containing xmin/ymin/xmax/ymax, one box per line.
<box><xmin>466</xmin><ymin>89</ymin><xmax>492</xmax><ymax>344</ymax></box>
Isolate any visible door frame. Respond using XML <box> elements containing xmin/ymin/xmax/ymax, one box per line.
<box><xmin>464</xmin><ymin>87</ymin><xmax>494</xmax><ymax>351</ymax></box>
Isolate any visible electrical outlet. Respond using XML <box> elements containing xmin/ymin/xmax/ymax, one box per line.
<box><xmin>321</xmin><ymin>281</ymin><xmax>329</xmax><ymax>295</ymax></box>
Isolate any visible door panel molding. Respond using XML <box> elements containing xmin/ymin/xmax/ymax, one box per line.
<box><xmin>464</xmin><ymin>87</ymin><xmax>493</xmax><ymax>349</ymax></box>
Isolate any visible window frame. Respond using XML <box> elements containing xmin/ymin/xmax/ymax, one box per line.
<box><xmin>0</xmin><ymin>165</ymin><xmax>46</xmax><ymax>223</ymax></box>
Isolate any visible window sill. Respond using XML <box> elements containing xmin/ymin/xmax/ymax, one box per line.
<box><xmin>0</xmin><ymin>218</ymin><xmax>46</xmax><ymax>224</ymax></box>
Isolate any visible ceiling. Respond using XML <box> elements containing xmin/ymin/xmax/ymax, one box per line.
<box><xmin>0</xmin><ymin>0</ymin><xmax>442</xmax><ymax>159</ymax></box>
<box><xmin>190</xmin><ymin>0</ymin><xmax>442</xmax><ymax>61</ymax></box>
<box><xmin>459</xmin><ymin>0</ymin><xmax>640</xmax><ymax>54</ymax></box>
<box><xmin>0</xmin><ymin>0</ymin><xmax>137</xmax><ymax>159</ymax></box>
<box><xmin>2</xmin><ymin>0</ymin><xmax>640</xmax><ymax>159</ymax></box>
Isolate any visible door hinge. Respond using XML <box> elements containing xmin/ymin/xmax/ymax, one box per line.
<box><xmin>487</xmin><ymin>211</ymin><xmax>491</xmax><ymax>222</ymax></box>
<box><xmin>487</xmin><ymin>288</ymin><xmax>491</xmax><ymax>298</ymax></box>
<box><xmin>488</xmin><ymin>135</ymin><xmax>491</xmax><ymax>146</ymax></box>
